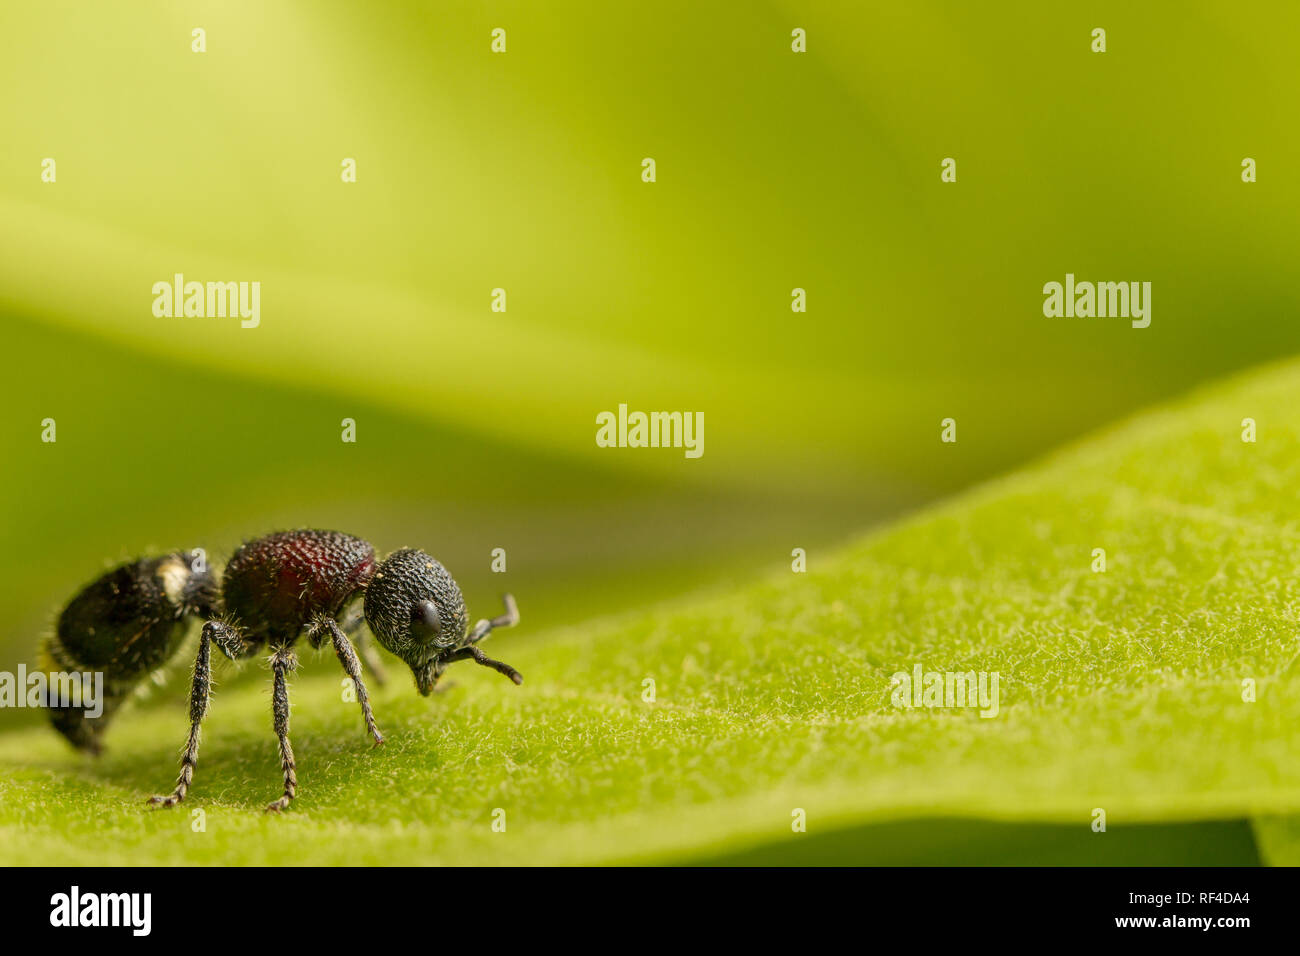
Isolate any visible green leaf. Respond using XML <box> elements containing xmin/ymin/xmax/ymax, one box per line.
<box><xmin>4</xmin><ymin>358</ymin><xmax>1299</xmax><ymax>864</ymax></box>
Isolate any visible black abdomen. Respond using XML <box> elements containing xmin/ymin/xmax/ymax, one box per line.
<box><xmin>50</xmin><ymin>553</ymin><xmax>214</xmax><ymax>677</ymax></box>
<box><xmin>43</xmin><ymin>553</ymin><xmax>215</xmax><ymax>752</ymax></box>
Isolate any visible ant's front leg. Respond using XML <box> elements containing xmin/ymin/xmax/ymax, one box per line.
<box><xmin>308</xmin><ymin>615</ymin><xmax>384</xmax><ymax>746</ymax></box>
<box><xmin>148</xmin><ymin>620</ymin><xmax>245</xmax><ymax>808</ymax></box>
<box><xmin>338</xmin><ymin>603</ymin><xmax>388</xmax><ymax>687</ymax></box>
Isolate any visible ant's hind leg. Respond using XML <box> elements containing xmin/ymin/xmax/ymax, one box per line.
<box><xmin>149</xmin><ymin>620</ymin><xmax>244</xmax><ymax>808</ymax></box>
<box><xmin>266</xmin><ymin>645</ymin><xmax>299</xmax><ymax>812</ymax></box>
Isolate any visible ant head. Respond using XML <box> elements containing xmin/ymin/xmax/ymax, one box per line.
<box><xmin>363</xmin><ymin>549</ymin><xmax>469</xmax><ymax>695</ymax></box>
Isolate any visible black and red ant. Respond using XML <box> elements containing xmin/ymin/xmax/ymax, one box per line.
<box><xmin>41</xmin><ymin>529</ymin><xmax>522</xmax><ymax>811</ymax></box>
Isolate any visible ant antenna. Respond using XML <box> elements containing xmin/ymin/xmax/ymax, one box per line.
<box><xmin>470</xmin><ymin>593</ymin><xmax>519</xmax><ymax>644</ymax></box>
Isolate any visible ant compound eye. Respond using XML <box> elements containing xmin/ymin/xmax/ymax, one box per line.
<box><xmin>411</xmin><ymin>600</ymin><xmax>442</xmax><ymax>644</ymax></box>
<box><xmin>363</xmin><ymin>548</ymin><xmax>469</xmax><ymax>662</ymax></box>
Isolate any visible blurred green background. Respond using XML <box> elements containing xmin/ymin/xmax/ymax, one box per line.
<box><xmin>1</xmin><ymin>0</ymin><xmax>1297</xmax><ymax>717</ymax></box>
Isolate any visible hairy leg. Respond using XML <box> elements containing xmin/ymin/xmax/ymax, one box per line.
<box><xmin>339</xmin><ymin>603</ymin><xmax>388</xmax><ymax>686</ymax></box>
<box><xmin>311</xmin><ymin>615</ymin><xmax>384</xmax><ymax>746</ymax></box>
<box><xmin>149</xmin><ymin>620</ymin><xmax>244</xmax><ymax>807</ymax></box>
<box><xmin>265</xmin><ymin>645</ymin><xmax>299</xmax><ymax>812</ymax></box>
